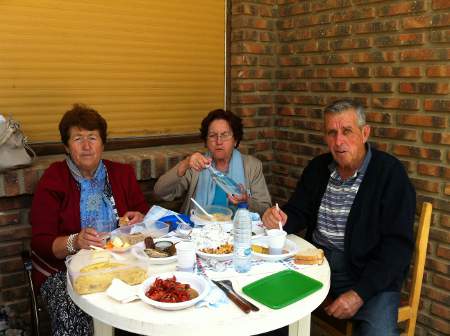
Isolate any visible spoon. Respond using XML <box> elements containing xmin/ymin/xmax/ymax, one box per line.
<box><xmin>174</xmin><ymin>213</ymin><xmax>189</xmax><ymax>226</ymax></box>
<box><xmin>190</xmin><ymin>198</ymin><xmax>213</xmax><ymax>219</ymax></box>
<box><xmin>275</xmin><ymin>203</ymin><xmax>283</xmax><ymax>231</ymax></box>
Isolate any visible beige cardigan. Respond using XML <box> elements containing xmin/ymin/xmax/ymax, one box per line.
<box><xmin>153</xmin><ymin>154</ymin><xmax>271</xmax><ymax>216</ymax></box>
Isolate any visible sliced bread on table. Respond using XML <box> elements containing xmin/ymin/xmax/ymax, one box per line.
<box><xmin>294</xmin><ymin>247</ymin><xmax>324</xmax><ymax>265</ymax></box>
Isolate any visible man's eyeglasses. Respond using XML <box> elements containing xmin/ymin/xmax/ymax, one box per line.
<box><xmin>207</xmin><ymin>132</ymin><xmax>233</xmax><ymax>142</ymax></box>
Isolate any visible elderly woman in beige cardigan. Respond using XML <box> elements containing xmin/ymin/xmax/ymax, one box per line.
<box><xmin>154</xmin><ymin>109</ymin><xmax>271</xmax><ymax>216</ymax></box>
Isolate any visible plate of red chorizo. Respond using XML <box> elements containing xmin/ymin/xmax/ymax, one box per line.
<box><xmin>138</xmin><ymin>272</ymin><xmax>209</xmax><ymax>310</ymax></box>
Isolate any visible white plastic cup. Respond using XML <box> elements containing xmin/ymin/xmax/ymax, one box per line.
<box><xmin>175</xmin><ymin>241</ymin><xmax>196</xmax><ymax>272</ymax></box>
<box><xmin>266</xmin><ymin>229</ymin><xmax>287</xmax><ymax>255</ymax></box>
<box><xmin>175</xmin><ymin>222</ymin><xmax>193</xmax><ymax>238</ymax></box>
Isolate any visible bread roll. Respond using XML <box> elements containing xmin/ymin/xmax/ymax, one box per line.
<box><xmin>294</xmin><ymin>248</ymin><xmax>324</xmax><ymax>265</ymax></box>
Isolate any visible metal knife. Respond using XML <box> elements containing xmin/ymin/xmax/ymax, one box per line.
<box><xmin>219</xmin><ymin>280</ymin><xmax>259</xmax><ymax>312</ymax></box>
<box><xmin>212</xmin><ymin>280</ymin><xmax>251</xmax><ymax>314</ymax></box>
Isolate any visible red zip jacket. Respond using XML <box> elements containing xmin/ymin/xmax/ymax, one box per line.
<box><xmin>30</xmin><ymin>159</ymin><xmax>149</xmax><ymax>290</ymax></box>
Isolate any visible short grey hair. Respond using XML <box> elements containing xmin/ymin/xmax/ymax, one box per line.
<box><xmin>324</xmin><ymin>99</ymin><xmax>366</xmax><ymax>126</ymax></box>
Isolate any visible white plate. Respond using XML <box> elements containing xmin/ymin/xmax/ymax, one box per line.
<box><xmin>196</xmin><ymin>248</ymin><xmax>233</xmax><ymax>261</ymax></box>
<box><xmin>138</xmin><ymin>272</ymin><xmax>209</xmax><ymax>310</ymax></box>
<box><xmin>131</xmin><ymin>241</ymin><xmax>177</xmax><ymax>265</ymax></box>
<box><xmin>251</xmin><ymin>237</ymin><xmax>299</xmax><ymax>261</ymax></box>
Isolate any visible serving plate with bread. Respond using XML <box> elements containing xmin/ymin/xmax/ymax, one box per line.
<box><xmin>251</xmin><ymin>237</ymin><xmax>299</xmax><ymax>261</ymax></box>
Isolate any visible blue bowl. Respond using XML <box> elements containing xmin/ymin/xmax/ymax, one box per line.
<box><xmin>158</xmin><ymin>214</ymin><xmax>193</xmax><ymax>232</ymax></box>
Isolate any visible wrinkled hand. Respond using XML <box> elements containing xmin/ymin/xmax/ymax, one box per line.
<box><xmin>76</xmin><ymin>228</ymin><xmax>104</xmax><ymax>249</ymax></box>
<box><xmin>123</xmin><ymin>211</ymin><xmax>144</xmax><ymax>224</ymax></box>
<box><xmin>178</xmin><ymin>152</ymin><xmax>212</xmax><ymax>176</ymax></box>
<box><xmin>262</xmin><ymin>206</ymin><xmax>287</xmax><ymax>229</ymax></box>
<box><xmin>188</xmin><ymin>152</ymin><xmax>211</xmax><ymax>171</ymax></box>
<box><xmin>324</xmin><ymin>290</ymin><xmax>364</xmax><ymax>319</ymax></box>
<box><xmin>227</xmin><ymin>184</ymin><xmax>249</xmax><ymax>205</ymax></box>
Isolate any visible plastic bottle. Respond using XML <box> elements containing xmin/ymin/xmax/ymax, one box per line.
<box><xmin>207</xmin><ymin>165</ymin><xmax>243</xmax><ymax>198</ymax></box>
<box><xmin>233</xmin><ymin>202</ymin><xmax>252</xmax><ymax>273</ymax></box>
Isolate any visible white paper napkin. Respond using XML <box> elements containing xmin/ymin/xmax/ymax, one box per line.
<box><xmin>195</xmin><ymin>281</ymin><xmax>228</xmax><ymax>308</ymax></box>
<box><xmin>106</xmin><ymin>279</ymin><xmax>139</xmax><ymax>304</ymax></box>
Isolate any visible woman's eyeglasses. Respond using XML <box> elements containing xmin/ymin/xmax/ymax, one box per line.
<box><xmin>70</xmin><ymin>135</ymin><xmax>100</xmax><ymax>144</ymax></box>
<box><xmin>207</xmin><ymin>132</ymin><xmax>233</xmax><ymax>142</ymax></box>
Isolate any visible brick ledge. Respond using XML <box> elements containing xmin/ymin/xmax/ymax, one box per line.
<box><xmin>0</xmin><ymin>144</ymin><xmax>204</xmax><ymax>198</ymax></box>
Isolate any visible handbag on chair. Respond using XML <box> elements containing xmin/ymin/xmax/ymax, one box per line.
<box><xmin>0</xmin><ymin>115</ymin><xmax>36</xmax><ymax>172</ymax></box>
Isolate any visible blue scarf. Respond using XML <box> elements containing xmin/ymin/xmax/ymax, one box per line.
<box><xmin>195</xmin><ymin>149</ymin><xmax>245</xmax><ymax>207</ymax></box>
<box><xmin>66</xmin><ymin>158</ymin><xmax>116</xmax><ymax>231</ymax></box>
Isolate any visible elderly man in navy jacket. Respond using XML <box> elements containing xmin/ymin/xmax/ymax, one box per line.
<box><xmin>263</xmin><ymin>99</ymin><xmax>415</xmax><ymax>336</ymax></box>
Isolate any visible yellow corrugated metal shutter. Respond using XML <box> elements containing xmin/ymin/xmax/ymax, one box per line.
<box><xmin>0</xmin><ymin>0</ymin><xmax>225</xmax><ymax>142</ymax></box>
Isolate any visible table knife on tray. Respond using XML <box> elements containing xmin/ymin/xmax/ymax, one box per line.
<box><xmin>211</xmin><ymin>280</ymin><xmax>253</xmax><ymax>314</ymax></box>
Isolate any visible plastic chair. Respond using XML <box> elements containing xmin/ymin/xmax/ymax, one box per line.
<box><xmin>312</xmin><ymin>202</ymin><xmax>432</xmax><ymax>336</ymax></box>
<box><xmin>21</xmin><ymin>250</ymin><xmax>42</xmax><ymax>336</ymax></box>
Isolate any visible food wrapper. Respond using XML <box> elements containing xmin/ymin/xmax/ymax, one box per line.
<box><xmin>111</xmin><ymin>221</ymin><xmax>169</xmax><ymax>243</ymax></box>
<box><xmin>66</xmin><ymin>249</ymin><xmax>148</xmax><ymax>295</ymax></box>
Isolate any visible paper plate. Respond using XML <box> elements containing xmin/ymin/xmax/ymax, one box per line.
<box><xmin>251</xmin><ymin>237</ymin><xmax>299</xmax><ymax>261</ymax></box>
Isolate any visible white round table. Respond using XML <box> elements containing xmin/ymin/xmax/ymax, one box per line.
<box><xmin>68</xmin><ymin>234</ymin><xmax>330</xmax><ymax>336</ymax></box>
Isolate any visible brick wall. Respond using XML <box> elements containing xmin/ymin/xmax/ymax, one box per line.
<box><xmin>231</xmin><ymin>0</ymin><xmax>449</xmax><ymax>335</ymax></box>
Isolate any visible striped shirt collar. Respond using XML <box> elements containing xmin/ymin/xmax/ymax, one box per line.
<box><xmin>328</xmin><ymin>143</ymin><xmax>372</xmax><ymax>179</ymax></box>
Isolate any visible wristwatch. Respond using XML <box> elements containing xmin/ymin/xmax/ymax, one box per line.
<box><xmin>67</xmin><ymin>233</ymin><xmax>79</xmax><ymax>255</ymax></box>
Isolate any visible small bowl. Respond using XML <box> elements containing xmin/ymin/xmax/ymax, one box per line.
<box><xmin>138</xmin><ymin>272</ymin><xmax>209</xmax><ymax>310</ymax></box>
<box><xmin>194</xmin><ymin>205</ymin><xmax>233</xmax><ymax>222</ymax></box>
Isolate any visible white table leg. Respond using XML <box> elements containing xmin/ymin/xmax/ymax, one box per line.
<box><xmin>289</xmin><ymin>314</ymin><xmax>311</xmax><ymax>336</ymax></box>
<box><xmin>94</xmin><ymin>318</ymin><xmax>114</xmax><ymax>336</ymax></box>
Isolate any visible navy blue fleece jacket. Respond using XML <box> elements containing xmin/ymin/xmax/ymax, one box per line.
<box><xmin>283</xmin><ymin>148</ymin><xmax>416</xmax><ymax>303</ymax></box>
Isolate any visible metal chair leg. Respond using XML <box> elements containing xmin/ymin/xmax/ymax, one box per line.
<box><xmin>21</xmin><ymin>251</ymin><xmax>40</xmax><ymax>336</ymax></box>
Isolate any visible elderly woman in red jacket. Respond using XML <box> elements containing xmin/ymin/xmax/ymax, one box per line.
<box><xmin>31</xmin><ymin>104</ymin><xmax>149</xmax><ymax>336</ymax></box>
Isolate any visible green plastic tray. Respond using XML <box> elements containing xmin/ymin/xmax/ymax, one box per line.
<box><xmin>242</xmin><ymin>269</ymin><xmax>323</xmax><ymax>309</ymax></box>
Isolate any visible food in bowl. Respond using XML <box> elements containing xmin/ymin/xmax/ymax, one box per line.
<box><xmin>124</xmin><ymin>233</ymin><xmax>146</xmax><ymax>245</ymax></box>
<box><xmin>144</xmin><ymin>249</ymin><xmax>170</xmax><ymax>258</ymax></box>
<box><xmin>105</xmin><ymin>236</ymin><xmax>130</xmax><ymax>250</ymax></box>
<box><xmin>144</xmin><ymin>236</ymin><xmax>155</xmax><ymax>249</ymax></box>
<box><xmin>144</xmin><ymin>240</ymin><xmax>176</xmax><ymax>258</ymax></box>
<box><xmin>200</xmin><ymin>243</ymin><xmax>233</xmax><ymax>254</ymax></box>
<box><xmin>139</xmin><ymin>272</ymin><xmax>209</xmax><ymax>310</ymax></box>
<box><xmin>199</xmin><ymin>213</ymin><xmax>230</xmax><ymax>221</ymax></box>
<box><xmin>195</xmin><ymin>205</ymin><xmax>233</xmax><ymax>222</ymax></box>
<box><xmin>145</xmin><ymin>276</ymin><xmax>198</xmax><ymax>303</ymax></box>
